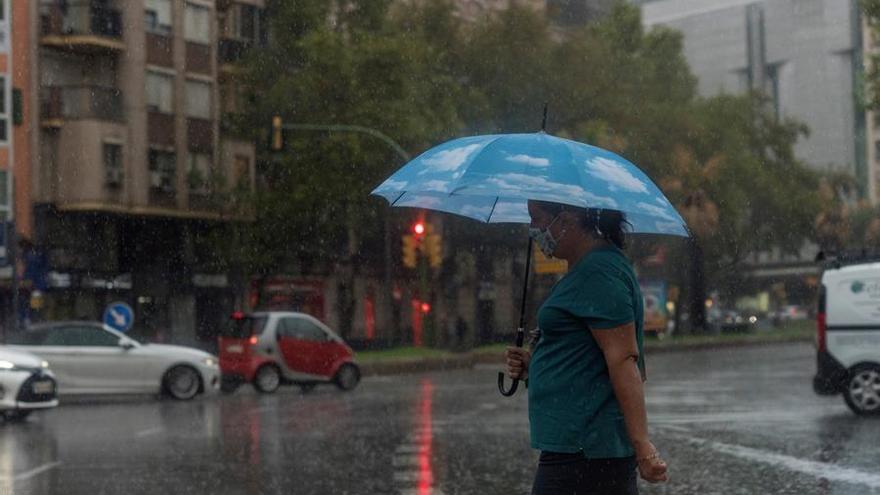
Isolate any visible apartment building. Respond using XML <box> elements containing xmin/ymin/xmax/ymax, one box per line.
<box><xmin>9</xmin><ymin>0</ymin><xmax>264</xmax><ymax>345</ymax></box>
<box><xmin>641</xmin><ymin>0</ymin><xmax>862</xmax><ymax>181</ymax></box>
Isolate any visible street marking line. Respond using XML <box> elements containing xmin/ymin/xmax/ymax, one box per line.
<box><xmin>393</xmin><ymin>471</ymin><xmax>433</xmax><ymax>483</ymax></box>
<box><xmin>655</xmin><ymin>424</ymin><xmax>691</xmax><ymax>433</ymax></box>
<box><xmin>395</xmin><ymin>444</ymin><xmax>429</xmax><ymax>454</ymax></box>
<box><xmin>392</xmin><ymin>455</ymin><xmax>420</xmax><ymax>467</ymax></box>
<box><xmin>135</xmin><ymin>426</ymin><xmax>164</xmax><ymax>438</ymax></box>
<box><xmin>690</xmin><ymin>437</ymin><xmax>880</xmax><ymax>489</ymax></box>
<box><xmin>0</xmin><ymin>461</ymin><xmax>63</xmax><ymax>482</ymax></box>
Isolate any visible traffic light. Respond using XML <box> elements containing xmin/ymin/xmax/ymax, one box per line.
<box><xmin>270</xmin><ymin>115</ymin><xmax>284</xmax><ymax>151</ymax></box>
<box><xmin>402</xmin><ymin>234</ymin><xmax>418</xmax><ymax>268</ymax></box>
<box><xmin>425</xmin><ymin>233</ymin><xmax>442</xmax><ymax>268</ymax></box>
<box><xmin>413</xmin><ymin>221</ymin><xmax>426</xmax><ymax>236</ymax></box>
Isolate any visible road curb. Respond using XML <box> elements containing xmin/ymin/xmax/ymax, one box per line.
<box><xmin>360</xmin><ymin>335</ymin><xmax>813</xmax><ymax>376</ymax></box>
<box><xmin>360</xmin><ymin>354</ymin><xmax>477</xmax><ymax>376</ymax></box>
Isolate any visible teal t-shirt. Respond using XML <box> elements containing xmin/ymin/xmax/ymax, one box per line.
<box><xmin>527</xmin><ymin>245</ymin><xmax>645</xmax><ymax>458</ymax></box>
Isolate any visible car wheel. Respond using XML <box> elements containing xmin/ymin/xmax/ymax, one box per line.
<box><xmin>299</xmin><ymin>383</ymin><xmax>317</xmax><ymax>394</ymax></box>
<box><xmin>334</xmin><ymin>364</ymin><xmax>360</xmax><ymax>391</ymax></box>
<box><xmin>253</xmin><ymin>365</ymin><xmax>281</xmax><ymax>394</ymax></box>
<box><xmin>843</xmin><ymin>364</ymin><xmax>880</xmax><ymax>416</ymax></box>
<box><xmin>163</xmin><ymin>365</ymin><xmax>202</xmax><ymax>401</ymax></box>
<box><xmin>3</xmin><ymin>410</ymin><xmax>32</xmax><ymax>422</ymax></box>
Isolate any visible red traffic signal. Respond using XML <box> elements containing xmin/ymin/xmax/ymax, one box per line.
<box><xmin>420</xmin><ymin>302</ymin><xmax>431</xmax><ymax>314</ymax></box>
<box><xmin>413</xmin><ymin>222</ymin><xmax>426</xmax><ymax>235</ymax></box>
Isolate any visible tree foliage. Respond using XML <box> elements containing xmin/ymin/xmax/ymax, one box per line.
<box><xmin>212</xmin><ymin>0</ymin><xmax>823</xmax><ymax>334</ymax></box>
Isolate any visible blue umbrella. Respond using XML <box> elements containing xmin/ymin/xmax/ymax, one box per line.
<box><xmin>371</xmin><ymin>131</ymin><xmax>689</xmax><ymax>395</ymax></box>
<box><xmin>372</xmin><ymin>133</ymin><xmax>688</xmax><ymax>236</ymax></box>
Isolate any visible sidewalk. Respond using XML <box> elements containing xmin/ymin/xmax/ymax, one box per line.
<box><xmin>358</xmin><ymin>322</ymin><xmax>814</xmax><ymax>376</ymax></box>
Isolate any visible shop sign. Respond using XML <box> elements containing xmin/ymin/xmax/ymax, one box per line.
<box><xmin>193</xmin><ymin>274</ymin><xmax>229</xmax><ymax>288</ymax></box>
<box><xmin>82</xmin><ymin>274</ymin><xmax>132</xmax><ymax>290</ymax></box>
<box><xmin>48</xmin><ymin>272</ymin><xmax>72</xmax><ymax>288</ymax></box>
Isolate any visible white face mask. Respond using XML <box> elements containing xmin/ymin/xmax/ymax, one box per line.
<box><xmin>528</xmin><ymin>214</ymin><xmax>564</xmax><ymax>258</ymax></box>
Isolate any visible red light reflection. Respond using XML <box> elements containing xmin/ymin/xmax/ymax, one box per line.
<box><xmin>418</xmin><ymin>379</ymin><xmax>434</xmax><ymax>494</ymax></box>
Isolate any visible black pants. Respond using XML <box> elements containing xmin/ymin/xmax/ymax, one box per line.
<box><xmin>531</xmin><ymin>452</ymin><xmax>638</xmax><ymax>495</ymax></box>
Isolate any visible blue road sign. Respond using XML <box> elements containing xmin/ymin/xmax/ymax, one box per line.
<box><xmin>103</xmin><ymin>302</ymin><xmax>134</xmax><ymax>333</ymax></box>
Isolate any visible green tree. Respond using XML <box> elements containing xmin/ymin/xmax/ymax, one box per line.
<box><xmin>863</xmin><ymin>0</ymin><xmax>880</xmax><ymax>109</ymax></box>
<box><xmin>218</xmin><ymin>0</ymin><xmax>467</xmax><ymax>338</ymax></box>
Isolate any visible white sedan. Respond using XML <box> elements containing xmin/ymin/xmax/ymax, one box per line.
<box><xmin>8</xmin><ymin>322</ymin><xmax>220</xmax><ymax>400</ymax></box>
<box><xmin>0</xmin><ymin>346</ymin><xmax>59</xmax><ymax>421</ymax></box>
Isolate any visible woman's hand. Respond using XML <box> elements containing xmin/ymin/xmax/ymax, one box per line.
<box><xmin>505</xmin><ymin>347</ymin><xmax>531</xmax><ymax>380</ymax></box>
<box><xmin>635</xmin><ymin>441</ymin><xmax>668</xmax><ymax>483</ymax></box>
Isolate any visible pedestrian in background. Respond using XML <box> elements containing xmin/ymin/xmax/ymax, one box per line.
<box><xmin>506</xmin><ymin>200</ymin><xmax>668</xmax><ymax>494</ymax></box>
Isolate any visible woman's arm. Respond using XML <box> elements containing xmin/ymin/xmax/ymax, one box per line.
<box><xmin>591</xmin><ymin>323</ymin><xmax>668</xmax><ymax>483</ymax></box>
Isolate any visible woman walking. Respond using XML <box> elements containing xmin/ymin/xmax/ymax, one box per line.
<box><xmin>506</xmin><ymin>200</ymin><xmax>668</xmax><ymax>494</ymax></box>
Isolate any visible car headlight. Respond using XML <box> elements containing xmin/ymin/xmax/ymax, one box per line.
<box><xmin>41</xmin><ymin>360</ymin><xmax>50</xmax><ymax>369</ymax></box>
<box><xmin>0</xmin><ymin>360</ymin><xmax>25</xmax><ymax>372</ymax></box>
<box><xmin>202</xmin><ymin>357</ymin><xmax>217</xmax><ymax>367</ymax></box>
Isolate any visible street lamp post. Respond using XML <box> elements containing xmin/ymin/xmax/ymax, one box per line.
<box><xmin>274</xmin><ymin>122</ymin><xmax>411</xmax><ymax>343</ymax></box>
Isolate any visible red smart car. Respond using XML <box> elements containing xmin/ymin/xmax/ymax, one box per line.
<box><xmin>219</xmin><ymin>311</ymin><xmax>360</xmax><ymax>393</ymax></box>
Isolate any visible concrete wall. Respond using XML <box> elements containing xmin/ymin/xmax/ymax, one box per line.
<box><xmin>642</xmin><ymin>0</ymin><xmax>859</xmax><ymax>173</ymax></box>
<box><xmin>53</xmin><ymin>120</ymin><xmax>127</xmax><ymax>204</ymax></box>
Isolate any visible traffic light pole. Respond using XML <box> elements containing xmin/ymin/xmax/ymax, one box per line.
<box><xmin>418</xmin><ymin>242</ymin><xmax>431</xmax><ymax>346</ymax></box>
<box><xmin>274</xmin><ymin>122</ymin><xmax>411</xmax><ymax>344</ymax></box>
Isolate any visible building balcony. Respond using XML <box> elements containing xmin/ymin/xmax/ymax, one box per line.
<box><xmin>40</xmin><ymin>1</ymin><xmax>125</xmax><ymax>53</ymax></box>
<box><xmin>219</xmin><ymin>38</ymin><xmax>250</xmax><ymax>64</ymax></box>
<box><xmin>218</xmin><ymin>38</ymin><xmax>252</xmax><ymax>75</ymax></box>
<box><xmin>41</xmin><ymin>86</ymin><xmax>123</xmax><ymax>126</ymax></box>
<box><xmin>148</xmin><ymin>112</ymin><xmax>176</xmax><ymax>148</ymax></box>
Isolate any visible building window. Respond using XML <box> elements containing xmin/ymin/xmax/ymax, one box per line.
<box><xmin>0</xmin><ymin>75</ymin><xmax>7</xmax><ymax>143</ymax></box>
<box><xmin>229</xmin><ymin>5</ymin><xmax>264</xmax><ymax>44</ymax></box>
<box><xmin>234</xmin><ymin>155</ymin><xmax>250</xmax><ymax>186</ymax></box>
<box><xmin>104</xmin><ymin>143</ymin><xmax>123</xmax><ymax>187</ymax></box>
<box><xmin>185</xmin><ymin>3</ymin><xmax>211</xmax><ymax>44</ymax></box>
<box><xmin>185</xmin><ymin>80</ymin><xmax>212</xmax><ymax>119</ymax></box>
<box><xmin>148</xmin><ymin>149</ymin><xmax>176</xmax><ymax>193</ymax></box>
<box><xmin>188</xmin><ymin>152</ymin><xmax>212</xmax><ymax>195</ymax></box>
<box><xmin>145</xmin><ymin>0</ymin><xmax>173</xmax><ymax>36</ymax></box>
<box><xmin>146</xmin><ymin>71</ymin><xmax>174</xmax><ymax>114</ymax></box>
<box><xmin>0</xmin><ymin>170</ymin><xmax>7</xmax><ymax>207</ymax></box>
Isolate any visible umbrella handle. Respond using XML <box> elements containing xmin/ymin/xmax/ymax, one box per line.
<box><xmin>498</xmin><ymin>328</ymin><xmax>526</xmax><ymax>397</ymax></box>
<box><xmin>497</xmin><ymin>372</ymin><xmax>519</xmax><ymax>396</ymax></box>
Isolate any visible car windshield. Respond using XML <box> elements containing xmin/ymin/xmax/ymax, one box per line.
<box><xmin>223</xmin><ymin>316</ymin><xmax>268</xmax><ymax>339</ymax></box>
<box><xmin>5</xmin><ymin>329</ymin><xmax>47</xmax><ymax>345</ymax></box>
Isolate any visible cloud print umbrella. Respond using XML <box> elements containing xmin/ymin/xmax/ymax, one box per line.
<box><xmin>372</xmin><ymin>131</ymin><xmax>689</xmax><ymax>395</ymax></box>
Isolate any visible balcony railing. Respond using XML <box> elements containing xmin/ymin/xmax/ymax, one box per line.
<box><xmin>40</xmin><ymin>1</ymin><xmax>123</xmax><ymax>46</ymax></box>
<box><xmin>41</xmin><ymin>86</ymin><xmax>124</xmax><ymax>122</ymax></box>
<box><xmin>218</xmin><ymin>38</ymin><xmax>250</xmax><ymax>65</ymax></box>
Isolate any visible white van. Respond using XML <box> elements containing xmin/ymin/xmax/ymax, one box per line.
<box><xmin>814</xmin><ymin>260</ymin><xmax>880</xmax><ymax>415</ymax></box>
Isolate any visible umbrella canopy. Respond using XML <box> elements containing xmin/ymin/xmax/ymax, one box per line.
<box><xmin>371</xmin><ymin>133</ymin><xmax>688</xmax><ymax>236</ymax></box>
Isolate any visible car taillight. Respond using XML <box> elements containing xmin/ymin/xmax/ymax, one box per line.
<box><xmin>817</xmin><ymin>285</ymin><xmax>827</xmax><ymax>353</ymax></box>
<box><xmin>249</xmin><ymin>335</ymin><xmax>258</xmax><ymax>345</ymax></box>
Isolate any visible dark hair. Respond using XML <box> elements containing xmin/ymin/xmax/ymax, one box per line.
<box><xmin>533</xmin><ymin>201</ymin><xmax>631</xmax><ymax>250</ymax></box>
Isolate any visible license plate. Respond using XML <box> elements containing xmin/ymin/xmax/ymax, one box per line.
<box><xmin>226</xmin><ymin>344</ymin><xmax>243</xmax><ymax>353</ymax></box>
<box><xmin>32</xmin><ymin>380</ymin><xmax>54</xmax><ymax>395</ymax></box>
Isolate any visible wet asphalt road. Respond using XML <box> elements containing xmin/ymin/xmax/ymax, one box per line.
<box><xmin>1</xmin><ymin>342</ymin><xmax>877</xmax><ymax>495</ymax></box>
